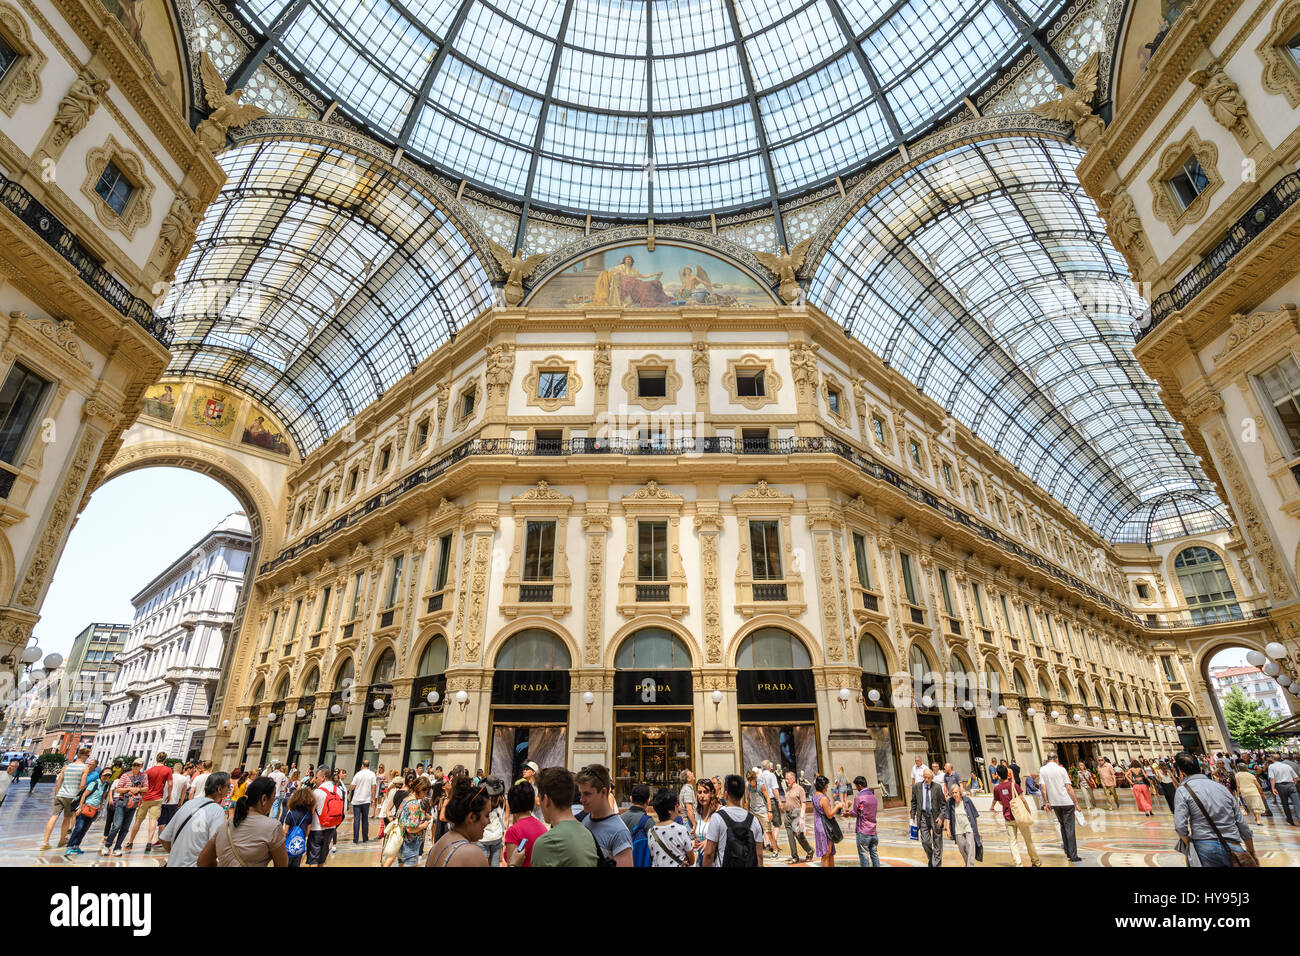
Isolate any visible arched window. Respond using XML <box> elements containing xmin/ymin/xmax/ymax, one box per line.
<box><xmin>273</xmin><ymin>675</ymin><xmax>290</xmax><ymax>701</ymax></box>
<box><xmin>495</xmin><ymin>629</ymin><xmax>572</xmax><ymax>670</ymax></box>
<box><xmin>1174</xmin><ymin>547</ymin><xmax>1241</xmax><ymax>623</ymax></box>
<box><xmin>370</xmin><ymin>648</ymin><xmax>396</xmax><ymax>685</ymax></box>
<box><xmin>1038</xmin><ymin>675</ymin><xmax>1053</xmax><ymax>700</ymax></box>
<box><xmin>1170</xmin><ymin>702</ymin><xmax>1191</xmax><ymax>718</ymax></box>
<box><xmin>909</xmin><ymin>644</ymin><xmax>931</xmax><ymax>683</ymax></box>
<box><xmin>248</xmin><ymin>679</ymin><xmax>264</xmax><ymax>704</ymax></box>
<box><xmin>858</xmin><ymin>634</ymin><xmax>889</xmax><ymax>675</ymax></box>
<box><xmin>984</xmin><ymin>663</ymin><xmax>999</xmax><ymax>696</ymax></box>
<box><xmin>301</xmin><ymin>667</ymin><xmax>320</xmax><ymax>697</ymax></box>
<box><xmin>332</xmin><ymin>657</ymin><xmax>354</xmax><ymax>689</ymax></box>
<box><xmin>418</xmin><ymin>635</ymin><xmax>449</xmax><ymax>676</ymax></box>
<box><xmin>614</xmin><ymin>628</ymin><xmax>692</xmax><ymax>669</ymax></box>
<box><xmin>1013</xmin><ymin>670</ymin><xmax>1028</xmax><ymax>697</ymax></box>
<box><xmin>736</xmin><ymin>627</ymin><xmax>812</xmax><ymax>669</ymax></box>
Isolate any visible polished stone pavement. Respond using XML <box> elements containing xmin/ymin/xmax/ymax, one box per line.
<box><xmin>3</xmin><ymin>781</ymin><xmax>1298</xmax><ymax>866</ymax></box>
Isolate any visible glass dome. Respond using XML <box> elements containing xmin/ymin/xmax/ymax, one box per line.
<box><xmin>233</xmin><ymin>0</ymin><xmax>1067</xmax><ymax>218</ymax></box>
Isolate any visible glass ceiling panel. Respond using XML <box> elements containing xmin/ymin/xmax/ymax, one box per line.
<box><xmin>161</xmin><ymin>140</ymin><xmax>493</xmax><ymax>454</ymax></box>
<box><xmin>224</xmin><ymin>0</ymin><xmax>1066</xmax><ymax>216</ymax></box>
<box><xmin>809</xmin><ymin>136</ymin><xmax>1224</xmax><ymax>540</ymax></box>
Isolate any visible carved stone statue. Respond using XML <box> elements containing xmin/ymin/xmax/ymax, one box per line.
<box><xmin>691</xmin><ymin>341</ymin><xmax>710</xmax><ymax>395</ymax></box>
<box><xmin>196</xmin><ymin>52</ymin><xmax>268</xmax><ymax>152</ymax></box>
<box><xmin>156</xmin><ymin>193</ymin><xmax>198</xmax><ymax>276</ymax></box>
<box><xmin>754</xmin><ymin>237</ymin><xmax>812</xmax><ymax>305</ymax></box>
<box><xmin>487</xmin><ymin>240</ymin><xmax>546</xmax><ymax>307</ymax></box>
<box><xmin>485</xmin><ymin>343</ymin><xmax>514</xmax><ymax>397</ymax></box>
<box><xmin>1189</xmin><ymin>62</ymin><xmax>1248</xmax><ymax>132</ymax></box>
<box><xmin>592</xmin><ymin>343</ymin><xmax>611</xmax><ymax>392</ymax></box>
<box><xmin>1099</xmin><ymin>185</ymin><xmax>1145</xmax><ymax>253</ymax></box>
<box><xmin>1032</xmin><ymin>51</ymin><xmax>1104</xmax><ymax>147</ymax></box>
<box><xmin>51</xmin><ymin>69</ymin><xmax>109</xmax><ymax>150</ymax></box>
<box><xmin>789</xmin><ymin>341</ymin><xmax>820</xmax><ymax>397</ymax></box>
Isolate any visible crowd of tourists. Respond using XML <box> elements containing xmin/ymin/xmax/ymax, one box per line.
<box><xmin>13</xmin><ymin>745</ymin><xmax>1299</xmax><ymax>867</ymax></box>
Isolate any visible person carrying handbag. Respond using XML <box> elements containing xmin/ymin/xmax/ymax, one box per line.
<box><xmin>1171</xmin><ymin>752</ymin><xmax>1257</xmax><ymax>868</ymax></box>
<box><xmin>989</xmin><ymin>764</ymin><xmax>1040</xmax><ymax>867</ymax></box>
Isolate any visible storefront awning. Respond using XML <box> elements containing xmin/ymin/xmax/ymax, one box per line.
<box><xmin>1042</xmin><ymin>722</ymin><xmax>1151</xmax><ymax>744</ymax></box>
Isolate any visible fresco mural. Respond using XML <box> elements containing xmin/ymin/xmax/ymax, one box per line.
<box><xmin>1115</xmin><ymin>0</ymin><xmax>1192</xmax><ymax>107</ymax></box>
<box><xmin>528</xmin><ymin>243</ymin><xmax>774</xmax><ymax>309</ymax></box>
<box><xmin>140</xmin><ymin>381</ymin><xmax>178</xmax><ymax>423</ymax></box>
<box><xmin>241</xmin><ymin>403</ymin><xmax>292</xmax><ymax>456</ymax></box>
<box><xmin>183</xmin><ymin>388</ymin><xmax>239</xmax><ymax>440</ymax></box>
<box><xmin>100</xmin><ymin>0</ymin><xmax>184</xmax><ymax>110</ymax></box>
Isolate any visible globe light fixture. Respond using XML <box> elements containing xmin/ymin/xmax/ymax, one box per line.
<box><xmin>426</xmin><ymin>690</ymin><xmax>440</xmax><ymax>706</ymax></box>
<box><xmin>997</xmin><ymin>704</ymin><xmax>1007</xmax><ymax>715</ymax></box>
<box><xmin>1265</xmin><ymin>642</ymin><xmax>1287</xmax><ymax>660</ymax></box>
<box><xmin>1246</xmin><ymin>650</ymin><xmax>1267</xmax><ymax>667</ymax></box>
<box><xmin>20</xmin><ymin>646</ymin><xmax>41</xmax><ymax>664</ymax></box>
<box><xmin>455</xmin><ymin>689</ymin><xmax>469</xmax><ymax>711</ymax></box>
<box><xmin>1026</xmin><ymin>707</ymin><xmax>1036</xmax><ymax>717</ymax></box>
<box><xmin>1050</xmin><ymin>710</ymin><xmax>1060</xmax><ymax>720</ymax></box>
<box><xmin>296</xmin><ymin>708</ymin><xmax>307</xmax><ymax>718</ymax></box>
<box><xmin>221</xmin><ymin>719</ymin><xmax>229</xmax><ymax>728</ymax></box>
<box><xmin>242</xmin><ymin>716</ymin><xmax>251</xmax><ymax>725</ymax></box>
<box><xmin>1092</xmin><ymin>716</ymin><xmax>1101</xmax><ymax>724</ymax></box>
<box><xmin>921</xmin><ymin>695</ymin><xmax>934</xmax><ymax>708</ymax></box>
<box><xmin>28</xmin><ymin>667</ymin><xmax>44</xmax><ymax>681</ymax></box>
<box><xmin>962</xmin><ymin>700</ymin><xmax>974</xmax><ymax>711</ymax></box>
<box><xmin>1263</xmin><ymin>660</ymin><xmax>1281</xmax><ymax>677</ymax></box>
<box><xmin>838</xmin><ymin>688</ymin><xmax>853</xmax><ymax>709</ymax></box>
<box><xmin>330</xmin><ymin>703</ymin><xmax>342</xmax><ymax>716</ymax></box>
<box><xmin>267</xmin><ymin>712</ymin><xmax>277</xmax><ymax>721</ymax></box>
<box><xmin>43</xmin><ymin>653</ymin><xmax>63</xmax><ymax>669</ymax></box>
<box><xmin>372</xmin><ymin>697</ymin><xmax>385</xmax><ymax>710</ymax></box>
<box><xmin>867</xmin><ymin>689</ymin><xmax>881</xmax><ymax>704</ymax></box>
<box><xmin>583</xmin><ymin>690</ymin><xmax>595</xmax><ymax>712</ymax></box>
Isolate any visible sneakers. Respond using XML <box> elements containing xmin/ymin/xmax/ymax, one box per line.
<box><xmin>112</xmin><ymin>849</ymin><xmax>123</xmax><ymax>857</ymax></box>
<box><xmin>38</xmin><ymin>843</ymin><xmax>51</xmax><ymax>851</ymax></box>
<box><xmin>99</xmin><ymin>847</ymin><xmax>110</xmax><ymax>857</ymax></box>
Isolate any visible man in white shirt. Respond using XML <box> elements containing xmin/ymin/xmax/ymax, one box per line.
<box><xmin>1268</xmin><ymin>757</ymin><xmax>1299</xmax><ymax>826</ymax></box>
<box><xmin>349</xmin><ymin>759</ymin><xmax>377</xmax><ymax>843</ymax></box>
<box><xmin>160</xmin><ymin>772</ymin><xmax>230</xmax><ymax>867</ymax></box>
<box><xmin>758</xmin><ymin>761</ymin><xmax>782</xmax><ymax>828</ymax></box>
<box><xmin>267</xmin><ymin>761</ymin><xmax>288</xmax><ymax>819</ymax></box>
<box><xmin>701</xmin><ymin>774</ymin><xmax>764</xmax><ymax>867</ymax></box>
<box><xmin>188</xmin><ymin>761</ymin><xmax>212</xmax><ymax>803</ymax></box>
<box><xmin>1039</xmin><ymin>753</ymin><xmax>1082</xmax><ymax>862</ymax></box>
<box><xmin>910</xmin><ymin>756</ymin><xmax>927</xmax><ymax>785</ymax></box>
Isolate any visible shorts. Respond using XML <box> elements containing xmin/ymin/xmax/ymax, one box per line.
<box><xmin>135</xmin><ymin>799</ymin><xmax>162</xmax><ymax>822</ymax></box>
<box><xmin>51</xmin><ymin>794</ymin><xmax>78</xmax><ymax>818</ymax></box>
<box><xmin>306</xmin><ymin>829</ymin><xmax>335</xmax><ymax>865</ymax></box>
<box><xmin>753</xmin><ymin>809</ymin><xmax>772</xmax><ymax>834</ymax></box>
<box><xmin>159</xmin><ymin>804</ymin><xmax>178</xmax><ymax>826</ymax></box>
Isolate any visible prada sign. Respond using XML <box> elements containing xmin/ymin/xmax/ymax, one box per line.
<box><xmin>492</xmin><ymin>669</ymin><xmax>570</xmax><ymax>706</ymax></box>
<box><xmin>737</xmin><ymin>669</ymin><xmax>815</xmax><ymax>705</ymax></box>
<box><xmin>614</xmin><ymin>670</ymin><xmax>693</xmax><ymax>707</ymax></box>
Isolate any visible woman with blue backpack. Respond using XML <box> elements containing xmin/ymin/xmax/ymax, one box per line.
<box><xmin>281</xmin><ymin>785</ymin><xmax>315</xmax><ymax>867</ymax></box>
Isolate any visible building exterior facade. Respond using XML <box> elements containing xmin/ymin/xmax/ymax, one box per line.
<box><xmin>92</xmin><ymin>513</ymin><xmax>249</xmax><ymax>764</ymax></box>
<box><xmin>1210</xmin><ymin>663</ymin><xmax>1294</xmax><ymax>720</ymax></box>
<box><xmin>0</xmin><ymin>665</ymin><xmax>62</xmax><ymax>753</ymax></box>
<box><xmin>0</xmin><ymin>0</ymin><xmax>223</xmax><ymax>676</ymax></box>
<box><xmin>39</xmin><ymin>620</ymin><xmax>127</xmax><ymax>754</ymax></box>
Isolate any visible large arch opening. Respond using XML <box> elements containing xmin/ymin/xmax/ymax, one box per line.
<box><xmin>1202</xmin><ymin>645</ymin><xmax>1293</xmax><ymax>753</ymax></box>
<box><xmin>37</xmin><ymin>466</ymin><xmax>245</xmax><ymax>763</ymax></box>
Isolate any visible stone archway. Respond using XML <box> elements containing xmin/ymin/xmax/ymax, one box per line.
<box><xmin>100</xmin><ymin>437</ymin><xmax>290</xmax><ymax>762</ymax></box>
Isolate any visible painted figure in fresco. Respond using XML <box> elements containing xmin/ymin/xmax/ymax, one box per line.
<box><xmin>592</xmin><ymin>255</ymin><xmax>672</xmax><ymax>308</ymax></box>
<box><xmin>101</xmin><ymin>0</ymin><xmax>175</xmax><ymax>92</ymax></box>
<box><xmin>142</xmin><ymin>385</ymin><xmax>175</xmax><ymax>421</ymax></box>
<box><xmin>678</xmin><ymin>265</ymin><xmax>716</xmax><ymax>301</ymax></box>
<box><xmin>242</xmin><ymin>415</ymin><xmax>289</xmax><ymax>454</ymax></box>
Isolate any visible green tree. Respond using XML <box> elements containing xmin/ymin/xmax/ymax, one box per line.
<box><xmin>1222</xmin><ymin>687</ymin><xmax>1283</xmax><ymax>750</ymax></box>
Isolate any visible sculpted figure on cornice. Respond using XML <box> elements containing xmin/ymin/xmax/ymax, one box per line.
<box><xmin>1189</xmin><ymin>62</ymin><xmax>1249</xmax><ymax>133</ymax></box>
<box><xmin>51</xmin><ymin>69</ymin><xmax>109</xmax><ymax>151</ymax></box>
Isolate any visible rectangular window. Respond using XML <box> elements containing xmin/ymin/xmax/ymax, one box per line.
<box><xmin>263</xmin><ymin>610</ymin><xmax>278</xmax><ymax>650</ymax></box>
<box><xmin>435</xmin><ymin>533</ymin><xmax>453</xmax><ymax>591</ymax></box>
<box><xmin>999</xmin><ymin>594</ymin><xmax>1012</xmax><ymax>632</ymax></box>
<box><xmin>637</xmin><ymin>427</ymin><xmax>667</xmax><ymax>450</ymax></box>
<box><xmin>1168</xmin><ymin>155</ymin><xmax>1209</xmax><ymax>210</ymax></box>
<box><xmin>385</xmin><ymin>555</ymin><xmax>404</xmax><ymax>608</ymax></box>
<box><xmin>1014</xmin><ymin>512</ymin><xmax>1027</xmax><ymax>537</ymax></box>
<box><xmin>637</xmin><ymin>520</ymin><xmax>668</xmax><ymax>581</ymax></box>
<box><xmin>899</xmin><ymin>551</ymin><xmax>918</xmax><ymax>604</ymax></box>
<box><xmin>852</xmin><ymin>532</ymin><xmax>871</xmax><ymax>589</ymax></box>
<box><xmin>1256</xmin><ymin>354</ymin><xmax>1300</xmax><ymax>457</ymax></box>
<box><xmin>1161</xmin><ymin>655</ymin><xmax>1176</xmax><ymax>682</ymax></box>
<box><xmin>347</xmin><ymin>467</ymin><xmax>359</xmax><ymax>494</ymax></box>
<box><xmin>749</xmin><ymin>520</ymin><xmax>782</xmax><ymax>580</ymax></box>
<box><xmin>970</xmin><ymin>581</ymin><xmax>988</xmax><ymax>626</ymax></box>
<box><xmin>320</xmin><ymin>488</ymin><xmax>331</xmax><ymax>512</ymax></box>
<box><xmin>994</xmin><ymin>497</ymin><xmax>1006</xmax><ymax>523</ymax></box>
<box><xmin>460</xmin><ymin>389</ymin><xmax>476</xmax><ymax>419</ymax></box>
<box><xmin>416</xmin><ymin>421</ymin><xmax>429</xmax><ymax>447</ymax></box>
<box><xmin>286</xmin><ymin>600</ymin><xmax>301</xmax><ymax>646</ymax></box>
<box><xmin>1022</xmin><ymin>605</ymin><xmax>1038</xmax><ymax>642</ymax></box>
<box><xmin>0</xmin><ymin>362</ymin><xmax>51</xmax><ymax>464</ymax></box>
<box><xmin>736</xmin><ymin>369</ymin><xmax>765</xmax><ymax>397</ymax></box>
<box><xmin>522</xmin><ymin>521</ymin><xmax>556</xmax><ymax>581</ymax></box>
<box><xmin>935</xmin><ymin>572</ymin><xmax>956</xmax><ymax>616</ymax></box>
<box><xmin>379</xmin><ymin>445</ymin><xmax>392</xmax><ymax>472</ymax></box>
<box><xmin>941</xmin><ymin>462</ymin><xmax>954</xmax><ymax>489</ymax></box>
<box><xmin>350</xmin><ymin>572</ymin><xmax>364</xmax><ymax>620</ymax></box>
<box><xmin>535</xmin><ymin>428</ymin><xmax>563</xmax><ymax>454</ymax></box>
<box><xmin>637</xmin><ymin>369</ymin><xmax>667</xmax><ymax>398</ymax></box>
<box><xmin>537</xmin><ymin>370</ymin><xmax>568</xmax><ymax>399</ymax></box>
<box><xmin>1135</xmin><ymin>582</ymin><xmax>1150</xmax><ymax>600</ymax></box>
<box><xmin>94</xmin><ymin>161</ymin><xmax>133</xmax><ymax>215</ymax></box>
<box><xmin>315</xmin><ymin>587</ymin><xmax>331</xmax><ymax>631</ymax></box>
<box><xmin>0</xmin><ymin>36</ymin><xmax>17</xmax><ymax>84</ymax></box>
<box><xmin>827</xmin><ymin>388</ymin><xmax>841</xmax><ymax>416</ymax></box>
<box><xmin>908</xmin><ymin>440</ymin><xmax>922</xmax><ymax>468</ymax></box>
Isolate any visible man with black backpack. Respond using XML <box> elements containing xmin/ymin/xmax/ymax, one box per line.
<box><xmin>702</xmin><ymin>774</ymin><xmax>764</xmax><ymax>867</ymax></box>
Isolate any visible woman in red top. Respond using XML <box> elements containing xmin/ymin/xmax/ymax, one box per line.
<box><xmin>503</xmin><ymin>781</ymin><xmax>546</xmax><ymax>867</ymax></box>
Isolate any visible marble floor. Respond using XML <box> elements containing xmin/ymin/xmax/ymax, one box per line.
<box><xmin>2</xmin><ymin>782</ymin><xmax>1298</xmax><ymax>866</ymax></box>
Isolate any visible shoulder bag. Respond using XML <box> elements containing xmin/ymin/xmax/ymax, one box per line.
<box><xmin>1007</xmin><ymin>782</ymin><xmax>1035</xmax><ymax>826</ymax></box>
<box><xmin>819</xmin><ymin>794</ymin><xmax>843</xmax><ymax>843</ymax></box>
<box><xmin>1183</xmin><ymin>782</ymin><xmax>1258</xmax><ymax>867</ymax></box>
<box><xmin>649</xmin><ymin>825</ymin><xmax>689</xmax><ymax>867</ymax></box>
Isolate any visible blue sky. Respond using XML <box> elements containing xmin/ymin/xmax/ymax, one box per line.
<box><xmin>32</xmin><ymin>468</ymin><xmax>240</xmax><ymax>658</ymax></box>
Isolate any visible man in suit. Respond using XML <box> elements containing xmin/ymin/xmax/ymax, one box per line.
<box><xmin>911</xmin><ymin>768</ymin><xmax>947</xmax><ymax>866</ymax></box>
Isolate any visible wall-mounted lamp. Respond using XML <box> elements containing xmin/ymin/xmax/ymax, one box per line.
<box><xmin>583</xmin><ymin>691</ymin><xmax>595</xmax><ymax>712</ymax></box>
<box><xmin>838</xmin><ymin>688</ymin><xmax>853</xmax><ymax>710</ymax></box>
<box><xmin>711</xmin><ymin>689</ymin><xmax>723</xmax><ymax>714</ymax></box>
<box><xmin>242</xmin><ymin>716</ymin><xmax>251</xmax><ymax>726</ymax></box>
<box><xmin>330</xmin><ymin>703</ymin><xmax>342</xmax><ymax>716</ymax></box>
<box><xmin>426</xmin><ymin>690</ymin><xmax>440</xmax><ymax>706</ymax></box>
<box><xmin>372</xmin><ymin>698</ymin><xmax>385</xmax><ymax>711</ymax></box>
<box><xmin>455</xmin><ymin>689</ymin><xmax>469</xmax><ymax>712</ymax></box>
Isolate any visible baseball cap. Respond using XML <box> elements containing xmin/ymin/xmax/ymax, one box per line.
<box><xmin>523</xmin><ymin>761</ymin><xmax>539</xmax><ymax>774</ymax></box>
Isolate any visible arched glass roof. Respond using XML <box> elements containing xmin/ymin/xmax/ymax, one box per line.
<box><xmin>809</xmin><ymin>135</ymin><xmax>1219</xmax><ymax>540</ymax></box>
<box><xmin>1112</xmin><ymin>492</ymin><xmax>1233</xmax><ymax>547</ymax></box>
<box><xmin>232</xmin><ymin>0</ymin><xmax>1068</xmax><ymax>218</ymax></box>
<box><xmin>161</xmin><ymin>139</ymin><xmax>492</xmax><ymax>453</ymax></box>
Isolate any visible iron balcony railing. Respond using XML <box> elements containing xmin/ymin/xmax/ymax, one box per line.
<box><xmin>0</xmin><ymin>174</ymin><xmax>172</xmax><ymax>346</ymax></box>
<box><xmin>260</xmin><ymin>433</ymin><xmax>1269</xmax><ymax>632</ymax></box>
<box><xmin>1135</xmin><ymin>172</ymin><xmax>1300</xmax><ymax>342</ymax></box>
